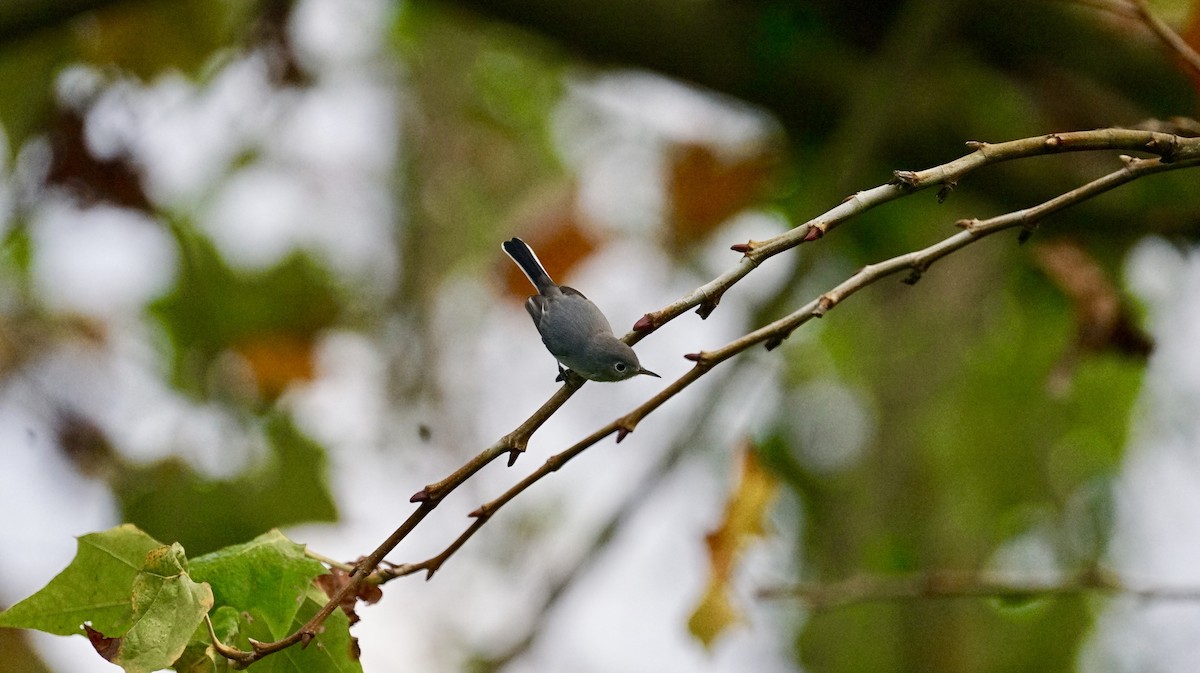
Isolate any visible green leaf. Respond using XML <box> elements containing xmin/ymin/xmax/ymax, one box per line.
<box><xmin>190</xmin><ymin>530</ymin><xmax>326</xmax><ymax>641</ymax></box>
<box><xmin>174</xmin><ymin>606</ymin><xmax>239</xmax><ymax>673</ymax></box>
<box><xmin>0</xmin><ymin>525</ymin><xmax>162</xmax><ymax>636</ymax></box>
<box><xmin>110</xmin><ymin>543</ymin><xmax>214</xmax><ymax>673</ymax></box>
<box><xmin>688</xmin><ymin>446</ymin><xmax>778</xmax><ymax>648</ymax></box>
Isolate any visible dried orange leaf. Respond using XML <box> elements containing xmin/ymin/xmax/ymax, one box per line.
<box><xmin>233</xmin><ymin>332</ymin><xmax>317</xmax><ymax>400</ymax></box>
<box><xmin>688</xmin><ymin>444</ymin><xmax>779</xmax><ymax>648</ymax></box>
<box><xmin>668</xmin><ymin>143</ymin><xmax>777</xmax><ymax>248</ymax></box>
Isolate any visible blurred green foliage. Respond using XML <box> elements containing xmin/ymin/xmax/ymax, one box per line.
<box><xmin>151</xmin><ymin>224</ymin><xmax>341</xmax><ymax>401</ymax></box>
<box><xmin>0</xmin><ymin>0</ymin><xmax>1197</xmax><ymax>671</ymax></box>
<box><xmin>115</xmin><ymin>412</ymin><xmax>338</xmax><ymax>556</ymax></box>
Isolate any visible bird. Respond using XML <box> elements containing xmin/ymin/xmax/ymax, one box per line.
<box><xmin>502</xmin><ymin>237</ymin><xmax>659</xmax><ymax>382</ymax></box>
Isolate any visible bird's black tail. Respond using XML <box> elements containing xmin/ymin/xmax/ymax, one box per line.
<box><xmin>503</xmin><ymin>237</ymin><xmax>556</xmax><ymax>293</ymax></box>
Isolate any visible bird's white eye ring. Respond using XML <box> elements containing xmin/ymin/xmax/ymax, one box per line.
<box><xmin>615</xmin><ymin>362</ymin><xmax>627</xmax><ymax>372</ymax></box>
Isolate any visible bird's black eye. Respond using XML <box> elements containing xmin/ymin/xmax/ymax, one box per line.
<box><xmin>614</xmin><ymin>362</ymin><xmax>627</xmax><ymax>372</ymax></box>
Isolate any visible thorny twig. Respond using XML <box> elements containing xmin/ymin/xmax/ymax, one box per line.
<box><xmin>209</xmin><ymin>129</ymin><xmax>1200</xmax><ymax>667</ymax></box>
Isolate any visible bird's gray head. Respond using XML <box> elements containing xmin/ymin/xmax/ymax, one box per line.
<box><xmin>588</xmin><ymin>339</ymin><xmax>660</xmax><ymax>382</ymax></box>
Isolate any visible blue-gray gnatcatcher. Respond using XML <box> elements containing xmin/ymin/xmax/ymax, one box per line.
<box><xmin>503</xmin><ymin>237</ymin><xmax>659</xmax><ymax>382</ymax></box>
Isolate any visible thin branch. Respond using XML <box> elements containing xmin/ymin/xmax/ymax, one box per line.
<box><xmin>466</xmin><ymin>362</ymin><xmax>754</xmax><ymax>671</ymax></box>
<box><xmin>305</xmin><ymin>549</ymin><xmax>356</xmax><ymax>574</ymax></box>
<box><xmin>393</xmin><ymin>153</ymin><xmax>1200</xmax><ymax>586</ymax></box>
<box><xmin>204</xmin><ymin>614</ymin><xmax>246</xmax><ymax>662</ymax></box>
<box><xmin>208</xmin><ymin>501</ymin><xmax>437</xmax><ymax>666</ymax></box>
<box><xmin>757</xmin><ymin>568</ymin><xmax>1200</xmax><ymax>611</ymax></box>
<box><xmin>411</xmin><ymin>384</ymin><xmax>581</xmax><ymax>501</ymax></box>
<box><xmin>211</xmin><ymin>128</ymin><xmax>1200</xmax><ymax>667</ymax></box>
<box><xmin>630</xmin><ymin>129</ymin><xmax>1196</xmax><ymax>338</ymax></box>
<box><xmin>1128</xmin><ymin>0</ymin><xmax>1200</xmax><ymax>79</ymax></box>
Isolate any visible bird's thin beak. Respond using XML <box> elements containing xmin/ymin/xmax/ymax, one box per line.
<box><xmin>639</xmin><ymin>367</ymin><xmax>661</xmax><ymax>378</ymax></box>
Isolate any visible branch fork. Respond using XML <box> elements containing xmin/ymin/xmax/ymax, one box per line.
<box><xmin>210</xmin><ymin>127</ymin><xmax>1200</xmax><ymax>669</ymax></box>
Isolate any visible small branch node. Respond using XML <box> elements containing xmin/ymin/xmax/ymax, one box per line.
<box><xmin>814</xmin><ymin>295</ymin><xmax>834</xmax><ymax>317</ymax></box>
<box><xmin>207</xmin><ymin>615</ymin><xmax>253</xmax><ymax>664</ymax></box>
<box><xmin>1146</xmin><ymin>135</ymin><xmax>1178</xmax><ymax>162</ymax></box>
<box><xmin>730</xmin><ymin>241</ymin><xmax>753</xmax><ymax>254</ymax></box>
<box><xmin>544</xmin><ymin>453</ymin><xmax>568</xmax><ymax>471</ymax></box>
<box><xmin>506</xmin><ymin>448</ymin><xmax>524</xmax><ymax>467</ymax></box>
<box><xmin>891</xmin><ymin>170</ymin><xmax>920</xmax><ymax>188</ymax></box>
<box><xmin>696</xmin><ymin>294</ymin><xmax>722</xmax><ymax>319</ymax></box>
<box><xmin>964</xmin><ymin>140</ymin><xmax>987</xmax><ymax>150</ymax></box>
<box><xmin>764</xmin><ymin>330</ymin><xmax>794</xmax><ymax>350</ymax></box>
<box><xmin>613</xmin><ymin>414</ymin><xmax>642</xmax><ymax>443</ymax></box>
<box><xmin>955</xmin><ymin>218</ymin><xmax>980</xmax><ymax>232</ymax></box>
<box><xmin>684</xmin><ymin>351</ymin><xmax>716</xmax><ymax>370</ymax></box>
<box><xmin>803</xmin><ymin>225</ymin><xmax>825</xmax><ymax>242</ymax></box>
<box><xmin>1043</xmin><ymin>133</ymin><xmax>1064</xmax><ymax>150</ymax></box>
<box><xmin>615</xmin><ymin>424</ymin><xmax>634</xmax><ymax>443</ymax></box>
<box><xmin>408</xmin><ymin>489</ymin><xmax>431</xmax><ymax>503</ymax></box>
<box><xmin>469</xmin><ymin>505</ymin><xmax>491</xmax><ymax>519</ymax></box>
<box><xmin>633</xmin><ymin>313</ymin><xmax>657</xmax><ymax>332</ymax></box>
<box><xmin>936</xmin><ymin>180</ymin><xmax>957</xmax><ymax>203</ymax></box>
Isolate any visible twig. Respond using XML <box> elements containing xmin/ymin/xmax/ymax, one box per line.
<box><xmin>305</xmin><ymin>549</ymin><xmax>356</xmax><ymax>573</ymax></box>
<box><xmin>470</xmin><ymin>361</ymin><xmax>756</xmax><ymax>671</ymax></box>
<box><xmin>207</xmin><ymin>501</ymin><xmax>437</xmax><ymax>666</ymax></box>
<box><xmin>391</xmin><ymin>152</ymin><xmax>1200</xmax><ymax>587</ymax></box>
<box><xmin>1128</xmin><ymin>0</ymin><xmax>1200</xmax><ymax>79</ymax></box>
<box><xmin>630</xmin><ymin>129</ymin><xmax>1196</xmax><ymax>337</ymax></box>
<box><xmin>209</xmin><ymin>129</ymin><xmax>1200</xmax><ymax>667</ymax></box>
<box><xmin>757</xmin><ymin>567</ymin><xmax>1200</xmax><ymax>611</ymax></box>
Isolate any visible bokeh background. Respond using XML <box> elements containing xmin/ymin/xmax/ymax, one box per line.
<box><xmin>2</xmin><ymin>0</ymin><xmax>1200</xmax><ymax>671</ymax></box>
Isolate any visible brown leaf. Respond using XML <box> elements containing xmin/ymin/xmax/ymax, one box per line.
<box><xmin>45</xmin><ymin>106</ymin><xmax>150</xmax><ymax>211</ymax></box>
<box><xmin>83</xmin><ymin>624</ymin><xmax>120</xmax><ymax>662</ymax></box>
<box><xmin>668</xmin><ymin>142</ymin><xmax>777</xmax><ymax>249</ymax></box>
<box><xmin>1033</xmin><ymin>239</ymin><xmax>1153</xmax><ymax>357</ymax></box>
<box><xmin>503</xmin><ymin>210</ymin><xmax>597</xmax><ymax>300</ymax></box>
<box><xmin>315</xmin><ymin>565</ymin><xmax>383</xmax><ymax>626</ymax></box>
<box><xmin>688</xmin><ymin>443</ymin><xmax>778</xmax><ymax>648</ymax></box>
<box><xmin>247</xmin><ymin>0</ymin><xmax>312</xmax><ymax>86</ymax></box>
<box><xmin>232</xmin><ymin>332</ymin><xmax>317</xmax><ymax>401</ymax></box>
<box><xmin>1034</xmin><ymin>239</ymin><xmax>1153</xmax><ymax>395</ymax></box>
<box><xmin>54</xmin><ymin>409</ymin><xmax>117</xmax><ymax>478</ymax></box>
